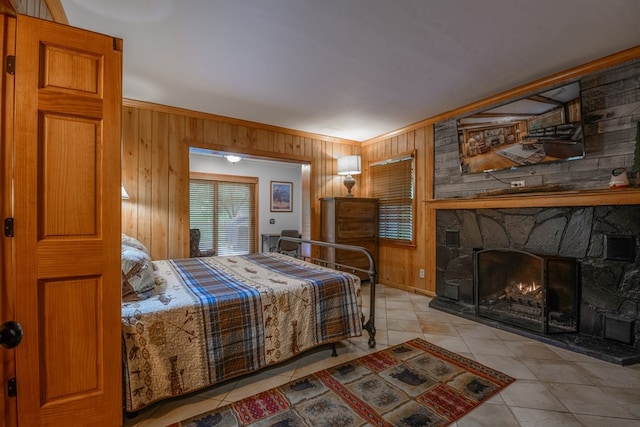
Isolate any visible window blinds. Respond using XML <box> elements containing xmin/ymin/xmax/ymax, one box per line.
<box><xmin>370</xmin><ymin>155</ymin><xmax>414</xmax><ymax>242</ymax></box>
<box><xmin>189</xmin><ymin>179</ymin><xmax>257</xmax><ymax>255</ymax></box>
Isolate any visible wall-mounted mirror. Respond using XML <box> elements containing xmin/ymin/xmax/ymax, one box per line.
<box><xmin>458</xmin><ymin>81</ymin><xmax>584</xmax><ymax>174</ymax></box>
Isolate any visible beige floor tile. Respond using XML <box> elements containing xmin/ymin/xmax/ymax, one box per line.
<box><xmin>463</xmin><ymin>336</ymin><xmax>516</xmax><ymax>356</ymax></box>
<box><xmin>600</xmin><ymin>386</ymin><xmax>640</xmax><ymax>418</ymax></box>
<box><xmin>521</xmin><ymin>358</ymin><xmax>593</xmax><ymax>384</ymax></box>
<box><xmin>385</xmin><ymin>308</ymin><xmax>419</xmax><ymax>321</ymax></box>
<box><xmin>473</xmin><ymin>353</ymin><xmax>538</xmax><ymax>380</ymax></box>
<box><xmin>545</xmin><ymin>382</ymin><xmax>636</xmax><ymax>418</ymax></box>
<box><xmin>129</xmin><ymin>394</ymin><xmax>226</xmax><ymax>427</ymax></box>
<box><xmin>456</xmin><ymin>402</ymin><xmax>521</xmax><ymax>427</ymax></box>
<box><xmin>572</xmin><ymin>414</ymin><xmax>640</xmax><ymax>426</ymax></box>
<box><xmin>510</xmin><ymin>407</ymin><xmax>582</xmax><ymax>426</ymax></box>
<box><xmin>422</xmin><ymin>333</ymin><xmax>472</xmax><ymax>354</ymax></box>
<box><xmin>418</xmin><ymin>319</ymin><xmax>460</xmax><ymax>336</ymax></box>
<box><xmin>504</xmin><ymin>339</ymin><xmax>565</xmax><ymax>359</ymax></box>
<box><xmin>454</xmin><ymin>323</ymin><xmax>502</xmax><ymax>339</ymax></box>
<box><xmin>499</xmin><ymin>380</ymin><xmax>567</xmax><ymax>411</ymax></box>
<box><xmin>576</xmin><ymin>361</ymin><xmax>640</xmax><ymax>389</ymax></box>
<box><xmin>492</xmin><ymin>328</ymin><xmax>531</xmax><ymax>341</ymax></box>
<box><xmin>387</xmin><ymin>317</ymin><xmax>424</xmax><ymax>333</ymax></box>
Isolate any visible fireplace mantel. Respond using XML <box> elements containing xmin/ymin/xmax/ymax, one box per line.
<box><xmin>428</xmin><ymin>188</ymin><xmax>640</xmax><ymax>210</ymax></box>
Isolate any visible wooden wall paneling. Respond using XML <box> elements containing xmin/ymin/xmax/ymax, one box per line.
<box><xmin>203</xmin><ymin>118</ymin><xmax>218</xmax><ymax>144</ymax></box>
<box><xmin>186</xmin><ymin>116</ymin><xmax>204</xmax><ymax>142</ymax></box>
<box><xmin>168</xmin><ymin>114</ymin><xmax>187</xmax><ymax>257</ymax></box>
<box><xmin>137</xmin><ymin>108</ymin><xmax>153</xmax><ymax>253</ymax></box>
<box><xmin>151</xmin><ymin>111</ymin><xmax>169</xmax><ymax>259</ymax></box>
<box><xmin>255</xmin><ymin>128</ymin><xmax>269</xmax><ymax>152</ymax></box>
<box><xmin>362</xmin><ymin>124</ymin><xmax>435</xmax><ymax>294</ymax></box>
<box><xmin>122</xmin><ymin>106</ymin><xmax>138</xmax><ymax>238</ymax></box>
<box><xmin>218</xmin><ymin>121</ymin><xmax>232</xmax><ymax>151</ymax></box>
<box><xmin>303</xmin><ymin>137</ymin><xmax>312</xmax><ymax>158</ymax></box>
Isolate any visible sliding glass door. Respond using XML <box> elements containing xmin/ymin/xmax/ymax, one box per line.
<box><xmin>190</xmin><ymin>176</ymin><xmax>258</xmax><ymax>255</ymax></box>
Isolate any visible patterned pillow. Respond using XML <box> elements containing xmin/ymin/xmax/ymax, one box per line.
<box><xmin>121</xmin><ymin>234</ymin><xmax>150</xmax><ymax>256</ymax></box>
<box><xmin>121</xmin><ymin>246</ymin><xmax>155</xmax><ymax>301</ymax></box>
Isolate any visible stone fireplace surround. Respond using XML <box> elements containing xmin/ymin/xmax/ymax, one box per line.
<box><xmin>431</xmin><ymin>204</ymin><xmax>640</xmax><ymax>365</ymax></box>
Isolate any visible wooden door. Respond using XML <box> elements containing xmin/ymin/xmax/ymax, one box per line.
<box><xmin>11</xmin><ymin>14</ymin><xmax>122</xmax><ymax>426</ymax></box>
<box><xmin>1</xmin><ymin>13</ymin><xmax>18</xmax><ymax>427</ymax></box>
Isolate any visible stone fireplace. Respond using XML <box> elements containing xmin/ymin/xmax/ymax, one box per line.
<box><xmin>431</xmin><ymin>205</ymin><xmax>640</xmax><ymax>365</ymax></box>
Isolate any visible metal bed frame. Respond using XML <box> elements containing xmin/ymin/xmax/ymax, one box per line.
<box><xmin>277</xmin><ymin>236</ymin><xmax>377</xmax><ymax>349</ymax></box>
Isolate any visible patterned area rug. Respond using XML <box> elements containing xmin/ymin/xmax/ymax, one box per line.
<box><xmin>171</xmin><ymin>338</ymin><xmax>515</xmax><ymax>427</ymax></box>
<box><xmin>495</xmin><ymin>143</ymin><xmax>546</xmax><ymax>165</ymax></box>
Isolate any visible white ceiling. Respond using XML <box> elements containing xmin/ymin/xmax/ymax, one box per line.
<box><xmin>60</xmin><ymin>0</ymin><xmax>640</xmax><ymax>142</ymax></box>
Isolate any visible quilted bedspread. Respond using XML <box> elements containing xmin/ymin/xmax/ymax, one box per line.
<box><xmin>121</xmin><ymin>252</ymin><xmax>363</xmax><ymax>411</ymax></box>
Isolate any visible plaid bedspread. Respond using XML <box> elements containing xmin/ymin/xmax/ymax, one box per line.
<box><xmin>121</xmin><ymin>252</ymin><xmax>362</xmax><ymax>411</ymax></box>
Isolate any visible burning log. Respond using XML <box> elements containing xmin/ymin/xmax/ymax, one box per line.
<box><xmin>505</xmin><ymin>282</ymin><xmax>542</xmax><ymax>307</ymax></box>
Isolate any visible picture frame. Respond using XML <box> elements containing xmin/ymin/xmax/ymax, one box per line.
<box><xmin>270</xmin><ymin>181</ymin><xmax>292</xmax><ymax>212</ymax></box>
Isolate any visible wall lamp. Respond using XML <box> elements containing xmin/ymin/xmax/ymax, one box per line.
<box><xmin>121</xmin><ymin>184</ymin><xmax>130</xmax><ymax>199</ymax></box>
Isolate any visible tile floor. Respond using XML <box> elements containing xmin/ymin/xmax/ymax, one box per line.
<box><xmin>124</xmin><ymin>284</ymin><xmax>640</xmax><ymax>427</ymax></box>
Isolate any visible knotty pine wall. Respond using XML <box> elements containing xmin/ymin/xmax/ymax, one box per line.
<box><xmin>361</xmin><ymin>129</ymin><xmax>433</xmax><ymax>295</ymax></box>
<box><xmin>121</xmin><ymin>100</ymin><xmax>361</xmax><ymax>261</ymax></box>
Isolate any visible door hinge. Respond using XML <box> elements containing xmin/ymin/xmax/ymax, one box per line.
<box><xmin>4</xmin><ymin>218</ymin><xmax>14</xmax><ymax>237</ymax></box>
<box><xmin>7</xmin><ymin>378</ymin><xmax>16</xmax><ymax>397</ymax></box>
<box><xmin>6</xmin><ymin>55</ymin><xmax>15</xmax><ymax>75</ymax></box>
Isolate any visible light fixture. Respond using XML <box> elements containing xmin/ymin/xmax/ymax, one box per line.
<box><xmin>337</xmin><ymin>155</ymin><xmax>361</xmax><ymax>197</ymax></box>
<box><xmin>121</xmin><ymin>184</ymin><xmax>130</xmax><ymax>200</ymax></box>
<box><xmin>225</xmin><ymin>155</ymin><xmax>241</xmax><ymax>164</ymax></box>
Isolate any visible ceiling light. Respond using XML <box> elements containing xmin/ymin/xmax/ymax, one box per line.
<box><xmin>225</xmin><ymin>155</ymin><xmax>241</xmax><ymax>164</ymax></box>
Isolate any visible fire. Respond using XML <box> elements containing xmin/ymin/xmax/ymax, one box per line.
<box><xmin>516</xmin><ymin>281</ymin><xmax>539</xmax><ymax>294</ymax></box>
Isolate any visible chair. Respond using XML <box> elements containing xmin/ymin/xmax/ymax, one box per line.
<box><xmin>278</xmin><ymin>229</ymin><xmax>299</xmax><ymax>256</ymax></box>
<box><xmin>190</xmin><ymin>229</ymin><xmax>215</xmax><ymax>257</ymax></box>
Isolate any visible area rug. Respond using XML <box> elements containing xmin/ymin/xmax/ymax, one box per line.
<box><xmin>495</xmin><ymin>143</ymin><xmax>546</xmax><ymax>165</ymax></box>
<box><xmin>171</xmin><ymin>337</ymin><xmax>515</xmax><ymax>427</ymax></box>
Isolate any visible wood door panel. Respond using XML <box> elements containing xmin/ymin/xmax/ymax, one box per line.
<box><xmin>40</xmin><ymin>114</ymin><xmax>98</xmax><ymax>238</ymax></box>
<box><xmin>40</xmin><ymin>277</ymin><xmax>100</xmax><ymax>403</ymax></box>
<box><xmin>38</xmin><ymin>91</ymin><xmax>104</xmax><ymax>118</ymax></box>
<box><xmin>42</xmin><ymin>45</ymin><xmax>102</xmax><ymax>96</ymax></box>
<box><xmin>36</xmin><ymin>242</ymin><xmax>103</xmax><ymax>278</ymax></box>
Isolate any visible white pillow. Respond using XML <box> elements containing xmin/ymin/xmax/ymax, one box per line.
<box><xmin>121</xmin><ymin>234</ymin><xmax>150</xmax><ymax>257</ymax></box>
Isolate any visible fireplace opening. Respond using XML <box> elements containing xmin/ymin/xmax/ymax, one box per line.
<box><xmin>474</xmin><ymin>249</ymin><xmax>580</xmax><ymax>334</ymax></box>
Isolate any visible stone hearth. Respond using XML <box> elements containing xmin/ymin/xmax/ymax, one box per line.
<box><xmin>431</xmin><ymin>205</ymin><xmax>640</xmax><ymax>365</ymax></box>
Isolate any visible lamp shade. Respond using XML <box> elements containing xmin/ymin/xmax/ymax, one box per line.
<box><xmin>337</xmin><ymin>155</ymin><xmax>361</xmax><ymax>176</ymax></box>
<box><xmin>121</xmin><ymin>184</ymin><xmax>130</xmax><ymax>199</ymax></box>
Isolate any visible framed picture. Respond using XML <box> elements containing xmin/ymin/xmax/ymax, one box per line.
<box><xmin>270</xmin><ymin>181</ymin><xmax>292</xmax><ymax>212</ymax></box>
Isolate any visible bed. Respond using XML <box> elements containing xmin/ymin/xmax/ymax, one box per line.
<box><xmin>120</xmin><ymin>236</ymin><xmax>376</xmax><ymax>413</ymax></box>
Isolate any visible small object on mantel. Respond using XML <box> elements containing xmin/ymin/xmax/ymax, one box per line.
<box><xmin>474</xmin><ymin>183</ymin><xmax>562</xmax><ymax>198</ymax></box>
<box><xmin>609</xmin><ymin>167</ymin><xmax>629</xmax><ymax>189</ymax></box>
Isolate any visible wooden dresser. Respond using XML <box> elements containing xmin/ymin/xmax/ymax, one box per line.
<box><xmin>320</xmin><ymin>197</ymin><xmax>378</xmax><ymax>280</ymax></box>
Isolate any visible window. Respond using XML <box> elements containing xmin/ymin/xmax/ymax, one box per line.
<box><xmin>189</xmin><ymin>174</ymin><xmax>258</xmax><ymax>255</ymax></box>
<box><xmin>370</xmin><ymin>154</ymin><xmax>415</xmax><ymax>243</ymax></box>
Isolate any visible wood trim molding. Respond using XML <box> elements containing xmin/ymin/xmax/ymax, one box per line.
<box><xmin>427</xmin><ymin>188</ymin><xmax>640</xmax><ymax>209</ymax></box>
<box><xmin>44</xmin><ymin>0</ymin><xmax>67</xmax><ymax>23</ymax></box>
<box><xmin>363</xmin><ymin>45</ymin><xmax>640</xmax><ymax>146</ymax></box>
<box><xmin>189</xmin><ymin>171</ymin><xmax>259</xmax><ymax>184</ymax></box>
<box><xmin>123</xmin><ymin>98</ymin><xmax>361</xmax><ymax>146</ymax></box>
<box><xmin>186</xmin><ymin>141</ymin><xmax>314</xmax><ymax>165</ymax></box>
